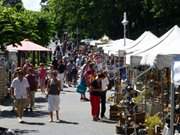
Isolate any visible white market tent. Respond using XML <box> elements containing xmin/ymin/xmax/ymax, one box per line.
<box><xmin>125</xmin><ymin>31</ymin><xmax>159</xmax><ymax>64</ymax></box>
<box><xmin>89</xmin><ymin>35</ymin><xmax>112</xmax><ymax>46</ymax></box>
<box><xmin>102</xmin><ymin>38</ymin><xmax>134</xmax><ymax>55</ymax></box>
<box><xmin>136</xmin><ymin>25</ymin><xmax>180</xmax><ymax>65</ymax></box>
<box><xmin>89</xmin><ymin>40</ymin><xmax>103</xmax><ymax>46</ymax></box>
<box><xmin>126</xmin><ymin>31</ymin><xmax>158</xmax><ymax>54</ymax></box>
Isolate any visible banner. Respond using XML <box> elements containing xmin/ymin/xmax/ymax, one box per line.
<box><xmin>130</xmin><ymin>56</ymin><xmax>142</xmax><ymax>67</ymax></box>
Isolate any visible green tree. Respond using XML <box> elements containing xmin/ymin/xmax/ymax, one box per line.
<box><xmin>46</xmin><ymin>0</ymin><xmax>145</xmax><ymax>40</ymax></box>
<box><xmin>34</xmin><ymin>11</ymin><xmax>55</xmax><ymax>46</ymax></box>
<box><xmin>47</xmin><ymin>0</ymin><xmax>180</xmax><ymax>40</ymax></box>
<box><xmin>0</xmin><ymin>1</ymin><xmax>55</xmax><ymax>49</ymax></box>
<box><xmin>0</xmin><ymin>6</ymin><xmax>31</xmax><ymax>49</ymax></box>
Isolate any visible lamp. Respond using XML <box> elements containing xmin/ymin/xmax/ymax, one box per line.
<box><xmin>120</xmin><ymin>12</ymin><xmax>128</xmax><ymax>65</ymax></box>
<box><xmin>121</xmin><ymin>12</ymin><xmax>128</xmax><ymax>47</ymax></box>
<box><xmin>121</xmin><ymin>12</ymin><xmax>128</xmax><ymax>135</ymax></box>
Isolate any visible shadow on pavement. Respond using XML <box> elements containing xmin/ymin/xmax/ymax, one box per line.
<box><xmin>0</xmin><ymin>110</ymin><xmax>16</xmax><ymax>118</ymax></box>
<box><xmin>56</xmin><ymin>120</ymin><xmax>79</xmax><ymax>125</ymax></box>
<box><xmin>0</xmin><ymin>110</ymin><xmax>48</xmax><ymax>118</ymax></box>
<box><xmin>24</xmin><ymin>110</ymin><xmax>49</xmax><ymax>117</ymax></box>
<box><xmin>0</xmin><ymin>127</ymin><xmax>39</xmax><ymax>135</ymax></box>
<box><xmin>15</xmin><ymin>129</ymin><xmax>39</xmax><ymax>134</ymax></box>
<box><xmin>99</xmin><ymin>119</ymin><xmax>117</xmax><ymax>124</ymax></box>
<box><xmin>20</xmin><ymin>121</ymin><xmax>45</xmax><ymax>126</ymax></box>
<box><xmin>35</xmin><ymin>97</ymin><xmax>47</xmax><ymax>103</ymax></box>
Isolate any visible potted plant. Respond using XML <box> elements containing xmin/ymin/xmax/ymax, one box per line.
<box><xmin>145</xmin><ymin>114</ymin><xmax>162</xmax><ymax>135</ymax></box>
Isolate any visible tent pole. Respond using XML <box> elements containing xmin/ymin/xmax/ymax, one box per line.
<box><xmin>32</xmin><ymin>51</ymin><xmax>35</xmax><ymax>66</ymax></box>
<box><xmin>17</xmin><ymin>51</ymin><xmax>21</xmax><ymax>67</ymax></box>
<box><xmin>38</xmin><ymin>51</ymin><xmax>40</xmax><ymax>66</ymax></box>
<box><xmin>170</xmin><ymin>60</ymin><xmax>174</xmax><ymax>135</ymax></box>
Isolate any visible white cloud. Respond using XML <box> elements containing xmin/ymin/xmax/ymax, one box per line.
<box><xmin>22</xmin><ymin>0</ymin><xmax>41</xmax><ymax>11</ymax></box>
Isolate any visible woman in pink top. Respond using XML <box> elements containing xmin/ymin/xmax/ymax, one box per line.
<box><xmin>39</xmin><ymin>63</ymin><xmax>47</xmax><ymax>93</ymax></box>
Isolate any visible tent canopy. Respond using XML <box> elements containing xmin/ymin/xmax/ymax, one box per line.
<box><xmin>126</xmin><ymin>31</ymin><xmax>158</xmax><ymax>54</ymax></box>
<box><xmin>125</xmin><ymin>31</ymin><xmax>158</xmax><ymax>64</ymax></box>
<box><xmin>6</xmin><ymin>39</ymin><xmax>50</xmax><ymax>52</ymax></box>
<box><xmin>137</xmin><ymin>25</ymin><xmax>180</xmax><ymax>65</ymax></box>
<box><xmin>102</xmin><ymin>38</ymin><xmax>134</xmax><ymax>55</ymax></box>
<box><xmin>89</xmin><ymin>35</ymin><xmax>112</xmax><ymax>46</ymax></box>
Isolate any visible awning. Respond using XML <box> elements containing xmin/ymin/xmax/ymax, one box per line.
<box><xmin>6</xmin><ymin>39</ymin><xmax>50</xmax><ymax>52</ymax></box>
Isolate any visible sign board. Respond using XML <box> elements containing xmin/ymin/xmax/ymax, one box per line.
<box><xmin>118</xmin><ymin>50</ymin><xmax>126</xmax><ymax>57</ymax></box>
<box><xmin>170</xmin><ymin>55</ymin><xmax>180</xmax><ymax>135</ymax></box>
<box><xmin>173</xmin><ymin>55</ymin><xmax>180</xmax><ymax>86</ymax></box>
<box><xmin>130</xmin><ymin>56</ymin><xmax>142</xmax><ymax>67</ymax></box>
<box><xmin>155</xmin><ymin>55</ymin><xmax>174</xmax><ymax>69</ymax></box>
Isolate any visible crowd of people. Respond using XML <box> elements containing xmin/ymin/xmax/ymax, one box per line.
<box><xmin>9</xmin><ymin>42</ymin><xmax>127</xmax><ymax>123</ymax></box>
<box><xmin>52</xmin><ymin>43</ymin><xmax>126</xmax><ymax>121</ymax></box>
<box><xmin>6</xmin><ymin>41</ymin><xmax>180</xmax><ymax>135</ymax></box>
<box><xmin>10</xmin><ymin>60</ymin><xmax>62</xmax><ymax>123</ymax></box>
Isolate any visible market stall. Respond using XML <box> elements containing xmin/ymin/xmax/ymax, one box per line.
<box><xmin>125</xmin><ymin>31</ymin><xmax>159</xmax><ymax>64</ymax></box>
<box><xmin>107</xmin><ymin>25</ymin><xmax>180</xmax><ymax>134</ymax></box>
<box><xmin>102</xmin><ymin>38</ymin><xmax>134</xmax><ymax>55</ymax></box>
<box><xmin>6</xmin><ymin>39</ymin><xmax>50</xmax><ymax>67</ymax></box>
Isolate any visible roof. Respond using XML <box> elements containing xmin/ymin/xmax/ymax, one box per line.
<box><xmin>102</xmin><ymin>38</ymin><xmax>134</xmax><ymax>55</ymax></box>
<box><xmin>125</xmin><ymin>31</ymin><xmax>159</xmax><ymax>64</ymax></box>
<box><xmin>6</xmin><ymin>39</ymin><xmax>50</xmax><ymax>52</ymax></box>
<box><xmin>138</xmin><ymin>25</ymin><xmax>180</xmax><ymax>65</ymax></box>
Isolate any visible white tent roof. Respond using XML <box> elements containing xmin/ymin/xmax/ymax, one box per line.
<box><xmin>102</xmin><ymin>38</ymin><xmax>134</xmax><ymax>55</ymax></box>
<box><xmin>89</xmin><ymin>40</ymin><xmax>102</xmax><ymax>46</ymax></box>
<box><xmin>126</xmin><ymin>31</ymin><xmax>158</xmax><ymax>54</ymax></box>
<box><xmin>125</xmin><ymin>31</ymin><xmax>159</xmax><ymax>64</ymax></box>
<box><xmin>90</xmin><ymin>35</ymin><xmax>112</xmax><ymax>46</ymax></box>
<box><xmin>137</xmin><ymin>25</ymin><xmax>180</xmax><ymax>65</ymax></box>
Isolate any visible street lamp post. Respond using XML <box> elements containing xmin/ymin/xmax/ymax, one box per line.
<box><xmin>121</xmin><ymin>12</ymin><xmax>128</xmax><ymax>135</ymax></box>
<box><xmin>121</xmin><ymin>12</ymin><xmax>128</xmax><ymax>65</ymax></box>
<box><xmin>121</xmin><ymin>12</ymin><xmax>128</xmax><ymax>47</ymax></box>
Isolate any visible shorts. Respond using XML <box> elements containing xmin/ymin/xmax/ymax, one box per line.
<box><xmin>14</xmin><ymin>99</ymin><xmax>28</xmax><ymax>109</ymax></box>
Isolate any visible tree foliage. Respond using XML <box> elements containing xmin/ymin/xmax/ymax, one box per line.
<box><xmin>0</xmin><ymin>0</ymin><xmax>55</xmax><ymax>50</ymax></box>
<box><xmin>45</xmin><ymin>0</ymin><xmax>180</xmax><ymax>40</ymax></box>
<box><xmin>1</xmin><ymin>0</ymin><xmax>180</xmax><ymax>50</ymax></box>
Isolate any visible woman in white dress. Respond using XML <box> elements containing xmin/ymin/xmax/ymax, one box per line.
<box><xmin>47</xmin><ymin>71</ymin><xmax>61</xmax><ymax>122</ymax></box>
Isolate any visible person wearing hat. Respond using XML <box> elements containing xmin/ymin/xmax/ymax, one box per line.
<box><xmin>10</xmin><ymin>69</ymin><xmax>30</xmax><ymax>123</ymax></box>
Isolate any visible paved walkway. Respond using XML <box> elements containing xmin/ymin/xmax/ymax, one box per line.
<box><xmin>0</xmin><ymin>87</ymin><xmax>116</xmax><ymax>135</ymax></box>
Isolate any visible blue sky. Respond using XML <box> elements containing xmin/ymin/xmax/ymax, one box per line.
<box><xmin>22</xmin><ymin>0</ymin><xmax>41</xmax><ymax>11</ymax></box>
